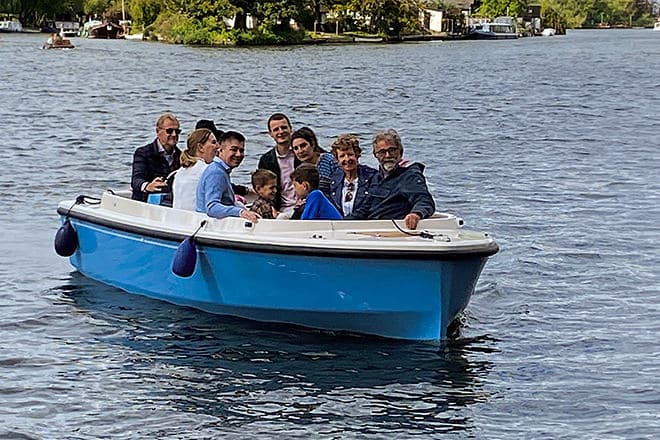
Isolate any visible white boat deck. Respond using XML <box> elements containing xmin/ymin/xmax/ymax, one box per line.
<box><xmin>59</xmin><ymin>191</ymin><xmax>496</xmax><ymax>254</ymax></box>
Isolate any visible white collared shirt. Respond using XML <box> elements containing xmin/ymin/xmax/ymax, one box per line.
<box><xmin>140</xmin><ymin>140</ymin><xmax>174</xmax><ymax>192</ymax></box>
<box><xmin>341</xmin><ymin>178</ymin><xmax>358</xmax><ymax>216</ymax></box>
<box><xmin>157</xmin><ymin>139</ymin><xmax>174</xmax><ymax>167</ymax></box>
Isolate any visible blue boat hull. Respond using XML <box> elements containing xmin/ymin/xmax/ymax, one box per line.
<box><xmin>65</xmin><ymin>217</ymin><xmax>489</xmax><ymax>341</ymax></box>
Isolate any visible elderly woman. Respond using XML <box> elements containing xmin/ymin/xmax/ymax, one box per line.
<box><xmin>327</xmin><ymin>134</ymin><xmax>377</xmax><ymax>217</ymax></box>
<box><xmin>290</xmin><ymin>127</ymin><xmax>338</xmax><ymax>195</ymax></box>
<box><xmin>172</xmin><ymin>128</ymin><xmax>218</xmax><ymax>210</ymax></box>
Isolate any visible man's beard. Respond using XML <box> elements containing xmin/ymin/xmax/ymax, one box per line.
<box><xmin>381</xmin><ymin>161</ymin><xmax>397</xmax><ymax>172</ymax></box>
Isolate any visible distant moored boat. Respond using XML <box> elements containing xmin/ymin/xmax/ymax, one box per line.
<box><xmin>88</xmin><ymin>21</ymin><xmax>125</xmax><ymax>39</ymax></box>
<box><xmin>467</xmin><ymin>16</ymin><xmax>518</xmax><ymax>40</ymax></box>
<box><xmin>0</xmin><ymin>19</ymin><xmax>23</xmax><ymax>33</ymax></box>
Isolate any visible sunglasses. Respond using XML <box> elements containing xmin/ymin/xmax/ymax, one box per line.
<box><xmin>345</xmin><ymin>182</ymin><xmax>355</xmax><ymax>203</ymax></box>
<box><xmin>163</xmin><ymin>127</ymin><xmax>182</xmax><ymax>135</ymax></box>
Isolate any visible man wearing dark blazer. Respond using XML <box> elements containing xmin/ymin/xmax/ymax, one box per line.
<box><xmin>131</xmin><ymin>113</ymin><xmax>182</xmax><ymax>205</ymax></box>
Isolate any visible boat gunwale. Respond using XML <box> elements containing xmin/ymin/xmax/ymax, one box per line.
<box><xmin>58</xmin><ymin>206</ymin><xmax>499</xmax><ymax>261</ymax></box>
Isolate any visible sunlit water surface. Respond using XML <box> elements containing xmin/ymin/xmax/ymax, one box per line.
<box><xmin>0</xmin><ymin>30</ymin><xmax>658</xmax><ymax>438</ymax></box>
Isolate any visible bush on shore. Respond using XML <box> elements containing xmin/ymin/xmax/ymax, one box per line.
<box><xmin>149</xmin><ymin>11</ymin><xmax>304</xmax><ymax>46</ymax></box>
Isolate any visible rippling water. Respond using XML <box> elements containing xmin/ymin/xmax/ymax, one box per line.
<box><xmin>0</xmin><ymin>30</ymin><xmax>658</xmax><ymax>438</ymax></box>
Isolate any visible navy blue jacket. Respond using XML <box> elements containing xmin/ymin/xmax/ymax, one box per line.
<box><xmin>347</xmin><ymin>162</ymin><xmax>435</xmax><ymax>220</ymax></box>
<box><xmin>327</xmin><ymin>164</ymin><xmax>377</xmax><ymax>216</ymax></box>
<box><xmin>131</xmin><ymin>140</ymin><xmax>181</xmax><ymax>203</ymax></box>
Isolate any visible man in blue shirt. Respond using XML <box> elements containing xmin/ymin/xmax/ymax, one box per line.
<box><xmin>196</xmin><ymin>131</ymin><xmax>259</xmax><ymax>222</ymax></box>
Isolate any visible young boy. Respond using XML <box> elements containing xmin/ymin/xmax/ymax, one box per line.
<box><xmin>249</xmin><ymin>169</ymin><xmax>279</xmax><ymax>219</ymax></box>
<box><xmin>290</xmin><ymin>164</ymin><xmax>342</xmax><ymax>220</ymax></box>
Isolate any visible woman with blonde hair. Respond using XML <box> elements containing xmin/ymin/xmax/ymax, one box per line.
<box><xmin>172</xmin><ymin>128</ymin><xmax>218</xmax><ymax>210</ymax></box>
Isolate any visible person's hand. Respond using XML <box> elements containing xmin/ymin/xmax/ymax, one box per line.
<box><xmin>146</xmin><ymin>177</ymin><xmax>167</xmax><ymax>193</ymax></box>
<box><xmin>271</xmin><ymin>207</ymin><xmax>279</xmax><ymax>218</ymax></box>
<box><xmin>240</xmin><ymin>210</ymin><xmax>260</xmax><ymax>223</ymax></box>
<box><xmin>404</xmin><ymin>213</ymin><xmax>421</xmax><ymax>230</ymax></box>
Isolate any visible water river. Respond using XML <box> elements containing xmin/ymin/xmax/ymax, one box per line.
<box><xmin>0</xmin><ymin>30</ymin><xmax>658</xmax><ymax>438</ymax></box>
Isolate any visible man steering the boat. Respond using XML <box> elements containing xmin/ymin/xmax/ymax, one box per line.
<box><xmin>131</xmin><ymin>112</ymin><xmax>182</xmax><ymax>205</ymax></box>
<box><xmin>196</xmin><ymin>131</ymin><xmax>259</xmax><ymax>222</ymax></box>
<box><xmin>346</xmin><ymin>129</ymin><xmax>435</xmax><ymax>230</ymax></box>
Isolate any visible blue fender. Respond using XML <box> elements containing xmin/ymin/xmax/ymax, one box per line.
<box><xmin>54</xmin><ymin>218</ymin><xmax>78</xmax><ymax>257</ymax></box>
<box><xmin>172</xmin><ymin>237</ymin><xmax>197</xmax><ymax>278</ymax></box>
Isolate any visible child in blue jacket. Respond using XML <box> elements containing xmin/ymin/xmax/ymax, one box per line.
<box><xmin>290</xmin><ymin>164</ymin><xmax>342</xmax><ymax>220</ymax></box>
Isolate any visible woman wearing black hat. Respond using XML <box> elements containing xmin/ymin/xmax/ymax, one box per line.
<box><xmin>195</xmin><ymin>119</ymin><xmax>223</xmax><ymax>140</ymax></box>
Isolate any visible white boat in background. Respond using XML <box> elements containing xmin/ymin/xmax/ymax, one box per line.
<box><xmin>541</xmin><ymin>28</ymin><xmax>556</xmax><ymax>36</ymax></box>
<box><xmin>124</xmin><ymin>33</ymin><xmax>144</xmax><ymax>40</ymax></box>
<box><xmin>57</xmin><ymin>21</ymin><xmax>80</xmax><ymax>38</ymax></box>
<box><xmin>0</xmin><ymin>19</ymin><xmax>23</xmax><ymax>33</ymax></box>
<box><xmin>80</xmin><ymin>19</ymin><xmax>102</xmax><ymax>38</ymax></box>
<box><xmin>467</xmin><ymin>16</ymin><xmax>518</xmax><ymax>40</ymax></box>
<box><xmin>653</xmin><ymin>22</ymin><xmax>660</xmax><ymax>32</ymax></box>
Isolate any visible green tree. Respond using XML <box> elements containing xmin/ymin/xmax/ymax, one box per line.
<box><xmin>606</xmin><ymin>0</ymin><xmax>634</xmax><ymax>23</ymax></box>
<box><xmin>541</xmin><ymin>0</ymin><xmax>593</xmax><ymax>29</ymax></box>
<box><xmin>0</xmin><ymin>0</ymin><xmax>84</xmax><ymax>25</ymax></box>
<box><xmin>83</xmin><ymin>0</ymin><xmax>110</xmax><ymax>15</ymax></box>
<box><xmin>476</xmin><ymin>0</ymin><xmax>528</xmax><ymax>17</ymax></box>
<box><xmin>351</xmin><ymin>0</ymin><xmax>423</xmax><ymax>37</ymax></box>
<box><xmin>165</xmin><ymin>0</ymin><xmax>234</xmax><ymax>22</ymax></box>
<box><xmin>129</xmin><ymin>0</ymin><xmax>163</xmax><ymax>30</ymax></box>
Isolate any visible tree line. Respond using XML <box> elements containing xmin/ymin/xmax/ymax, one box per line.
<box><xmin>475</xmin><ymin>0</ymin><xmax>657</xmax><ymax>28</ymax></box>
<box><xmin>2</xmin><ymin>0</ymin><xmax>659</xmax><ymax>45</ymax></box>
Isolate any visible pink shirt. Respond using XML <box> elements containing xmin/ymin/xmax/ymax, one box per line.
<box><xmin>277</xmin><ymin>149</ymin><xmax>296</xmax><ymax>209</ymax></box>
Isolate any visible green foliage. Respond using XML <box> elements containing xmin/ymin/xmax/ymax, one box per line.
<box><xmin>83</xmin><ymin>0</ymin><xmax>110</xmax><ymax>15</ymax></box>
<box><xmin>175</xmin><ymin>18</ymin><xmax>234</xmax><ymax>45</ymax></box>
<box><xmin>434</xmin><ymin>1</ymin><xmax>464</xmax><ymax>20</ymax></box>
<box><xmin>541</xmin><ymin>0</ymin><xmax>591</xmax><ymax>29</ymax></box>
<box><xmin>606</xmin><ymin>0</ymin><xmax>634</xmax><ymax>23</ymax></box>
<box><xmin>234</xmin><ymin>26</ymin><xmax>305</xmax><ymax>44</ymax></box>
<box><xmin>9</xmin><ymin>0</ymin><xmax>657</xmax><ymax>43</ymax></box>
<box><xmin>0</xmin><ymin>0</ymin><xmax>84</xmax><ymax>25</ymax></box>
<box><xmin>476</xmin><ymin>0</ymin><xmax>529</xmax><ymax>18</ymax></box>
<box><xmin>254</xmin><ymin>0</ymin><xmax>303</xmax><ymax>29</ymax></box>
<box><xmin>351</xmin><ymin>0</ymin><xmax>424</xmax><ymax>36</ymax></box>
<box><xmin>633</xmin><ymin>11</ymin><xmax>655</xmax><ymax>26</ymax></box>
<box><xmin>130</xmin><ymin>0</ymin><xmax>162</xmax><ymax>30</ymax></box>
<box><xmin>150</xmin><ymin>10</ymin><xmax>190</xmax><ymax>43</ymax></box>
<box><xmin>165</xmin><ymin>0</ymin><xmax>235</xmax><ymax>22</ymax></box>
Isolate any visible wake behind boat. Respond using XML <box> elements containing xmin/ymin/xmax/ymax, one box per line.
<box><xmin>42</xmin><ymin>39</ymin><xmax>75</xmax><ymax>49</ymax></box>
<box><xmin>55</xmin><ymin>190</ymin><xmax>498</xmax><ymax>342</ymax></box>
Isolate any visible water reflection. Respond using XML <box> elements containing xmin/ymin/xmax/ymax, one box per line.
<box><xmin>53</xmin><ymin>273</ymin><xmax>495</xmax><ymax>435</ymax></box>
